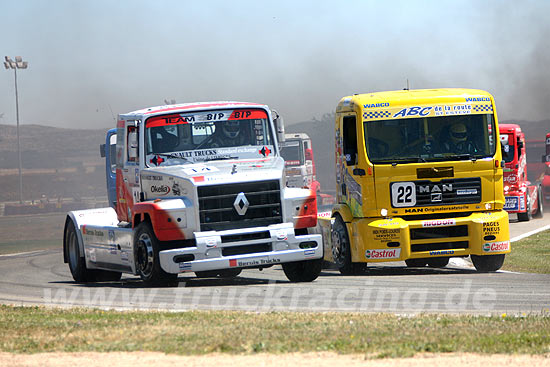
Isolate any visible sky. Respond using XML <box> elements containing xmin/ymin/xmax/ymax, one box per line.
<box><xmin>1</xmin><ymin>0</ymin><xmax>550</xmax><ymax>130</ymax></box>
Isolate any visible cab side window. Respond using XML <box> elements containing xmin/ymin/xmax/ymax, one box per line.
<box><xmin>343</xmin><ymin>115</ymin><xmax>358</xmax><ymax>166</ymax></box>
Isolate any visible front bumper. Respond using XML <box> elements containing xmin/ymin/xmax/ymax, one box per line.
<box><xmin>321</xmin><ymin>210</ymin><xmax>510</xmax><ymax>263</ymax></box>
<box><xmin>159</xmin><ymin>223</ymin><xmax>322</xmax><ymax>273</ymax></box>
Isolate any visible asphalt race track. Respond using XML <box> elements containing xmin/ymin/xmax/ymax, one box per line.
<box><xmin>1</xmin><ymin>215</ymin><xmax>549</xmax><ymax>314</ymax></box>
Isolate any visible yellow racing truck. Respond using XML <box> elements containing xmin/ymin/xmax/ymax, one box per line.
<box><xmin>324</xmin><ymin>88</ymin><xmax>510</xmax><ymax>274</ymax></box>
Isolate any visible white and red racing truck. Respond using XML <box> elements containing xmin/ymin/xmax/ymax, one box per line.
<box><xmin>63</xmin><ymin>102</ymin><xmax>323</xmax><ymax>284</ymax></box>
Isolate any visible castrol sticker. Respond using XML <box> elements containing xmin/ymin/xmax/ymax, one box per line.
<box><xmin>422</xmin><ymin>219</ymin><xmax>456</xmax><ymax>227</ymax></box>
<box><xmin>365</xmin><ymin>248</ymin><xmax>401</xmax><ymax>260</ymax></box>
<box><xmin>482</xmin><ymin>241</ymin><xmax>510</xmax><ymax>253</ymax></box>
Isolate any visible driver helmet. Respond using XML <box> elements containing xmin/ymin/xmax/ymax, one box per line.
<box><xmin>222</xmin><ymin>120</ymin><xmax>241</xmax><ymax>139</ymax></box>
<box><xmin>450</xmin><ymin>123</ymin><xmax>467</xmax><ymax>143</ymax></box>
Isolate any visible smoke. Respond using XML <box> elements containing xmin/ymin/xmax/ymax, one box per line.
<box><xmin>1</xmin><ymin>0</ymin><xmax>550</xmax><ymax>128</ymax></box>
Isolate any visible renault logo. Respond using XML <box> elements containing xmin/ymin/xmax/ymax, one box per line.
<box><xmin>233</xmin><ymin>192</ymin><xmax>249</xmax><ymax>215</ymax></box>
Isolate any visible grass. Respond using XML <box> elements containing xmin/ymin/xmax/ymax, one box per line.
<box><xmin>0</xmin><ymin>305</ymin><xmax>549</xmax><ymax>356</ymax></box>
<box><xmin>502</xmin><ymin>229</ymin><xmax>550</xmax><ymax>274</ymax></box>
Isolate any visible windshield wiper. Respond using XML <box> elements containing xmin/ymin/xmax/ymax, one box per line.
<box><xmin>202</xmin><ymin>156</ymin><xmax>238</xmax><ymax>162</ymax></box>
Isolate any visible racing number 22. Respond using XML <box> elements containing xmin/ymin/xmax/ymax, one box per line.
<box><xmin>391</xmin><ymin>182</ymin><xmax>416</xmax><ymax>207</ymax></box>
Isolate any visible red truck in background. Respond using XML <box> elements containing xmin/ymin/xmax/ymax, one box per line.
<box><xmin>499</xmin><ymin>124</ymin><xmax>543</xmax><ymax>221</ymax></box>
<box><xmin>541</xmin><ymin>132</ymin><xmax>550</xmax><ymax>205</ymax></box>
<box><xmin>280</xmin><ymin>133</ymin><xmax>320</xmax><ymax>191</ymax></box>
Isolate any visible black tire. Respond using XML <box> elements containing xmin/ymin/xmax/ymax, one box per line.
<box><xmin>517</xmin><ymin>195</ymin><xmax>532</xmax><ymax>222</ymax></box>
<box><xmin>426</xmin><ymin>257</ymin><xmax>450</xmax><ymax>268</ymax></box>
<box><xmin>331</xmin><ymin>215</ymin><xmax>354</xmax><ymax>275</ymax></box>
<box><xmin>282</xmin><ymin>258</ymin><xmax>323</xmax><ymax>282</ymax></box>
<box><xmin>534</xmin><ymin>186</ymin><xmax>544</xmax><ymax>219</ymax></box>
<box><xmin>66</xmin><ymin>219</ymin><xmax>96</xmax><ymax>282</ymax></box>
<box><xmin>405</xmin><ymin>258</ymin><xmax>428</xmax><ymax>267</ymax></box>
<box><xmin>134</xmin><ymin>222</ymin><xmax>178</xmax><ymax>284</ymax></box>
<box><xmin>471</xmin><ymin>254</ymin><xmax>505</xmax><ymax>272</ymax></box>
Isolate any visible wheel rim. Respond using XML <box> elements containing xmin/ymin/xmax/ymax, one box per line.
<box><xmin>136</xmin><ymin>233</ymin><xmax>154</xmax><ymax>278</ymax></box>
<box><xmin>331</xmin><ymin>227</ymin><xmax>346</xmax><ymax>266</ymax></box>
<box><xmin>68</xmin><ymin>230</ymin><xmax>79</xmax><ymax>272</ymax></box>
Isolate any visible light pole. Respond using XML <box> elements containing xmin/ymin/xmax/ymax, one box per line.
<box><xmin>4</xmin><ymin>56</ymin><xmax>28</xmax><ymax>204</ymax></box>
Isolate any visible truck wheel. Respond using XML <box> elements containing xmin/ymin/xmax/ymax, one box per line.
<box><xmin>282</xmin><ymin>258</ymin><xmax>323</xmax><ymax>282</ymax></box>
<box><xmin>426</xmin><ymin>257</ymin><xmax>450</xmax><ymax>268</ymax></box>
<box><xmin>534</xmin><ymin>186</ymin><xmax>544</xmax><ymax>218</ymax></box>
<box><xmin>517</xmin><ymin>196</ymin><xmax>532</xmax><ymax>221</ymax></box>
<box><xmin>331</xmin><ymin>215</ymin><xmax>354</xmax><ymax>275</ymax></box>
<box><xmin>66</xmin><ymin>220</ymin><xmax>96</xmax><ymax>282</ymax></box>
<box><xmin>471</xmin><ymin>254</ymin><xmax>505</xmax><ymax>272</ymax></box>
<box><xmin>134</xmin><ymin>222</ymin><xmax>178</xmax><ymax>284</ymax></box>
<box><xmin>405</xmin><ymin>258</ymin><xmax>427</xmax><ymax>267</ymax></box>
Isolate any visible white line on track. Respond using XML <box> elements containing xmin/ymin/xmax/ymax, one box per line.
<box><xmin>510</xmin><ymin>224</ymin><xmax>550</xmax><ymax>243</ymax></box>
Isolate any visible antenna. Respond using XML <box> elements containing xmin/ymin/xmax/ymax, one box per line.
<box><xmin>404</xmin><ymin>79</ymin><xmax>410</xmax><ymax>91</ymax></box>
<box><xmin>108</xmin><ymin>104</ymin><xmax>116</xmax><ymax>122</ymax></box>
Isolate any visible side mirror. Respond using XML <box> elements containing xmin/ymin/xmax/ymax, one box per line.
<box><xmin>100</xmin><ymin>143</ymin><xmax>106</xmax><ymax>158</ymax></box>
<box><xmin>272</xmin><ymin>110</ymin><xmax>285</xmax><ymax>146</ymax></box>
<box><xmin>128</xmin><ymin>130</ymin><xmax>138</xmax><ymax>160</ymax></box>
<box><xmin>543</xmin><ymin>155</ymin><xmax>550</xmax><ymax>163</ymax></box>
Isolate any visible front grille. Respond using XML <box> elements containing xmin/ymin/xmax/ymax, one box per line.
<box><xmin>392</xmin><ymin>177</ymin><xmax>482</xmax><ymax>208</ymax></box>
<box><xmin>222</xmin><ymin>243</ymin><xmax>272</xmax><ymax>256</ymax></box>
<box><xmin>411</xmin><ymin>241</ymin><xmax>469</xmax><ymax>252</ymax></box>
<box><xmin>198</xmin><ymin>180</ymin><xmax>282</xmax><ymax>231</ymax></box>
<box><xmin>410</xmin><ymin>225</ymin><xmax>468</xmax><ymax>240</ymax></box>
<box><xmin>221</xmin><ymin>231</ymin><xmax>271</xmax><ymax>243</ymax></box>
<box><xmin>401</xmin><ymin>212</ymin><xmax>473</xmax><ymax>221</ymax></box>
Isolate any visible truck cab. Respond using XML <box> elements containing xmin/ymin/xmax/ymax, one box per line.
<box><xmin>64</xmin><ymin>102</ymin><xmax>323</xmax><ymax>284</ymax></box>
<box><xmin>322</xmin><ymin>88</ymin><xmax>511</xmax><ymax>274</ymax></box>
<box><xmin>499</xmin><ymin>124</ymin><xmax>543</xmax><ymax>220</ymax></box>
<box><xmin>280</xmin><ymin>133</ymin><xmax>321</xmax><ymax>193</ymax></box>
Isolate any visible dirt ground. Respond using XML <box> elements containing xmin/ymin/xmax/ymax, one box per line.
<box><xmin>1</xmin><ymin>352</ymin><xmax>549</xmax><ymax>367</ymax></box>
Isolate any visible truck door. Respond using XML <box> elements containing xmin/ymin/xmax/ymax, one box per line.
<box><xmin>116</xmin><ymin>121</ymin><xmax>141</xmax><ymax>223</ymax></box>
<box><xmin>102</xmin><ymin>129</ymin><xmax>117</xmax><ymax>208</ymax></box>
<box><xmin>337</xmin><ymin>114</ymin><xmax>364</xmax><ymax>217</ymax></box>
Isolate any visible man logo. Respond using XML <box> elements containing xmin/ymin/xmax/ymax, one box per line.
<box><xmin>431</xmin><ymin>193</ymin><xmax>442</xmax><ymax>202</ymax></box>
<box><xmin>233</xmin><ymin>192</ymin><xmax>249</xmax><ymax>216</ymax></box>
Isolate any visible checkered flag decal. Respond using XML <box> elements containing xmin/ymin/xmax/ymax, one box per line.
<box><xmin>473</xmin><ymin>104</ymin><xmax>493</xmax><ymax>112</ymax></box>
<box><xmin>363</xmin><ymin>111</ymin><xmax>391</xmax><ymax>119</ymax></box>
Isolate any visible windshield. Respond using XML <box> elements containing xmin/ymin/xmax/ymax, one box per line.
<box><xmin>499</xmin><ymin>133</ymin><xmax>515</xmax><ymax>163</ymax></box>
<box><xmin>145</xmin><ymin>108</ymin><xmax>274</xmax><ymax>166</ymax></box>
<box><xmin>363</xmin><ymin>113</ymin><xmax>496</xmax><ymax>164</ymax></box>
<box><xmin>280</xmin><ymin>140</ymin><xmax>304</xmax><ymax>166</ymax></box>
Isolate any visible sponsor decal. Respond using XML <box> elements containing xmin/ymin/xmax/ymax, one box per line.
<box><xmin>422</xmin><ymin>219</ymin><xmax>456</xmax><ymax>227</ymax></box>
<box><xmin>172</xmin><ymin>182</ymin><xmax>182</xmax><ymax>196</ymax></box>
<box><xmin>429</xmin><ymin>250</ymin><xmax>454</xmax><ymax>256</ymax></box>
<box><xmin>504</xmin><ymin>174</ymin><xmax>519</xmax><ymax>184</ymax></box>
<box><xmin>457</xmin><ymin>189</ymin><xmax>477</xmax><ymax>195</ymax></box>
<box><xmin>465</xmin><ymin>97</ymin><xmax>490</xmax><ymax>102</ymax></box>
<box><xmin>205</xmin><ymin>238</ymin><xmax>217</xmax><ymax>248</ymax></box>
<box><xmin>365</xmin><ymin>248</ymin><xmax>401</xmax><ymax>260</ymax></box>
<box><xmin>108</xmin><ymin>230</ymin><xmax>115</xmax><ymax>242</ymax></box>
<box><xmin>179</xmin><ymin>262</ymin><xmax>192</xmax><ymax>270</ymax></box>
<box><xmin>235</xmin><ymin>257</ymin><xmax>281</xmax><ymax>267</ymax></box>
<box><xmin>192</xmin><ymin>176</ymin><xmax>205</xmax><ymax>182</ymax></box>
<box><xmin>483</xmin><ymin>221</ymin><xmax>500</xmax><ymax>235</ymax></box>
<box><xmin>504</xmin><ymin>196</ymin><xmax>519</xmax><ymax>211</ymax></box>
<box><xmin>109</xmin><ymin>244</ymin><xmax>117</xmax><ymax>255</ymax></box>
<box><xmin>304</xmin><ymin>249</ymin><xmax>316</xmax><ymax>257</ymax></box>
<box><xmin>259</xmin><ymin>146</ymin><xmax>271</xmax><ymax>157</ymax></box>
<box><xmin>363</xmin><ymin>102</ymin><xmax>390</xmax><ymax>108</ymax></box>
<box><xmin>183</xmin><ymin>165</ymin><xmax>219</xmax><ymax>175</ymax></box>
<box><xmin>142</xmin><ymin>175</ymin><xmax>163</xmax><ymax>181</ymax></box>
<box><xmin>150</xmin><ymin>185</ymin><xmax>171</xmax><ymax>195</ymax></box>
<box><xmin>229</xmin><ymin>259</ymin><xmax>237</xmax><ymax>267</ymax></box>
<box><xmin>120</xmin><ymin>250</ymin><xmax>129</xmax><ymax>262</ymax></box>
<box><xmin>483</xmin><ymin>241</ymin><xmax>510</xmax><ymax>253</ymax></box>
<box><xmin>372</xmin><ymin>228</ymin><xmax>400</xmax><ymax>243</ymax></box>
<box><xmin>276</xmin><ymin>230</ymin><xmax>288</xmax><ymax>241</ymax></box>
<box><xmin>317</xmin><ymin>211</ymin><xmax>331</xmax><ymax>218</ymax></box>
<box><xmin>393</xmin><ymin>106</ymin><xmax>433</xmax><ymax>118</ymax></box>
<box><xmin>150</xmin><ymin>155</ymin><xmax>165</xmax><ymax>166</ymax></box>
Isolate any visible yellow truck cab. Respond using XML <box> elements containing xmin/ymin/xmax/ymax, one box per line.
<box><xmin>326</xmin><ymin>88</ymin><xmax>510</xmax><ymax>273</ymax></box>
